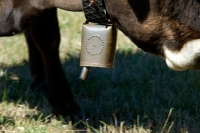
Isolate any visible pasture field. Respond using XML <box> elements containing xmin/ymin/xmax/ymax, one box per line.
<box><xmin>0</xmin><ymin>9</ymin><xmax>200</xmax><ymax>133</ymax></box>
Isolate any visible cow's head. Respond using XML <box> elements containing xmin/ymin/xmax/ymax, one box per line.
<box><xmin>105</xmin><ymin>0</ymin><xmax>200</xmax><ymax>71</ymax></box>
<box><xmin>0</xmin><ymin>0</ymin><xmax>82</xmax><ymax>36</ymax></box>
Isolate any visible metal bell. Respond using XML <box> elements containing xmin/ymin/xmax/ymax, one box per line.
<box><xmin>80</xmin><ymin>23</ymin><xmax>117</xmax><ymax>80</ymax></box>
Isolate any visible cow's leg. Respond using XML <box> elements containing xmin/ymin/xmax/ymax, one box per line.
<box><xmin>25</xmin><ymin>8</ymin><xmax>81</xmax><ymax>116</ymax></box>
<box><xmin>25</xmin><ymin>30</ymin><xmax>46</xmax><ymax>92</ymax></box>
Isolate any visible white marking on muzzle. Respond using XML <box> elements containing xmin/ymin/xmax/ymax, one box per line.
<box><xmin>164</xmin><ymin>39</ymin><xmax>200</xmax><ymax>71</ymax></box>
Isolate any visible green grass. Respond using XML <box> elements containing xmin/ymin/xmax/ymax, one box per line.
<box><xmin>0</xmin><ymin>9</ymin><xmax>200</xmax><ymax>132</ymax></box>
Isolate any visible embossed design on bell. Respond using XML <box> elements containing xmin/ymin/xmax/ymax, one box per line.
<box><xmin>86</xmin><ymin>36</ymin><xmax>104</xmax><ymax>55</ymax></box>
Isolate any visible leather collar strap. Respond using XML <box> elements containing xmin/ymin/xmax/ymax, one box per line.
<box><xmin>82</xmin><ymin>0</ymin><xmax>110</xmax><ymax>24</ymax></box>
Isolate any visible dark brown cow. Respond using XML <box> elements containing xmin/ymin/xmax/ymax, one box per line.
<box><xmin>1</xmin><ymin>0</ymin><xmax>200</xmax><ymax>118</ymax></box>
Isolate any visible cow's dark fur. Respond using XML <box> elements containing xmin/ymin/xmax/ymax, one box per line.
<box><xmin>105</xmin><ymin>0</ymin><xmax>200</xmax><ymax>56</ymax></box>
<box><xmin>1</xmin><ymin>0</ymin><xmax>200</xmax><ymax>117</ymax></box>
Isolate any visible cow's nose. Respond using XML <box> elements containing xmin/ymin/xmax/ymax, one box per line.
<box><xmin>164</xmin><ymin>39</ymin><xmax>200</xmax><ymax>70</ymax></box>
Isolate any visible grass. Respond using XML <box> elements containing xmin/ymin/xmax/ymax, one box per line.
<box><xmin>0</xmin><ymin>9</ymin><xmax>200</xmax><ymax>132</ymax></box>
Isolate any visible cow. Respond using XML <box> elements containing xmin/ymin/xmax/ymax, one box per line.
<box><xmin>1</xmin><ymin>0</ymin><xmax>200</xmax><ymax>120</ymax></box>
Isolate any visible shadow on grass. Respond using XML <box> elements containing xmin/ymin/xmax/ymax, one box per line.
<box><xmin>1</xmin><ymin>50</ymin><xmax>200</xmax><ymax>132</ymax></box>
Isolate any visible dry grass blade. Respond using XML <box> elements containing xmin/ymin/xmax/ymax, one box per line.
<box><xmin>161</xmin><ymin>108</ymin><xmax>173</xmax><ymax>133</ymax></box>
<box><xmin>119</xmin><ymin>121</ymin><xmax>125</xmax><ymax>133</ymax></box>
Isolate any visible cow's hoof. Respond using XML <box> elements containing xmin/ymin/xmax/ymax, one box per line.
<box><xmin>74</xmin><ymin>110</ymin><xmax>85</xmax><ymax>120</ymax></box>
<box><xmin>70</xmin><ymin>110</ymin><xmax>86</xmax><ymax>128</ymax></box>
<box><xmin>51</xmin><ymin>103</ymin><xmax>85</xmax><ymax>126</ymax></box>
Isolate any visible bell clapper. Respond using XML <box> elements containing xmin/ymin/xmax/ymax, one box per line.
<box><xmin>80</xmin><ymin>67</ymin><xmax>91</xmax><ymax>80</ymax></box>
